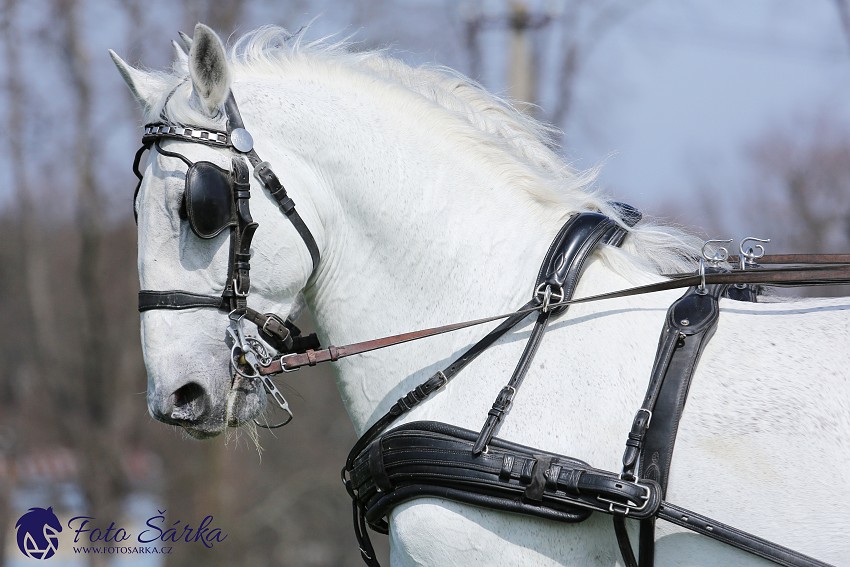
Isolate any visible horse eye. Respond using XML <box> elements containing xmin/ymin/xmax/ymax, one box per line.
<box><xmin>178</xmin><ymin>192</ymin><xmax>188</xmax><ymax>220</ymax></box>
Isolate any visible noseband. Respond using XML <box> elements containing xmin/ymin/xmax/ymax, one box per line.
<box><xmin>132</xmin><ymin>88</ymin><xmax>321</xmax><ymax>427</ymax></box>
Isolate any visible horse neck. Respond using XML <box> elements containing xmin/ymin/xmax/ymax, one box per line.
<box><xmin>236</xmin><ymin>69</ymin><xmax>582</xmax><ymax>431</ymax></box>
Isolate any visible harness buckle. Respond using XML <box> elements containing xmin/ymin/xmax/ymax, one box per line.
<box><xmin>634</xmin><ymin>408</ymin><xmax>652</xmax><ymax>429</ymax></box>
<box><xmin>252</xmin><ymin>161</ymin><xmax>273</xmax><ymax>185</ymax></box>
<box><xmin>596</xmin><ymin>482</ymin><xmax>651</xmax><ymax>517</ymax></box>
<box><xmin>232</xmin><ymin>277</ymin><xmax>249</xmax><ymax>297</ymax></box>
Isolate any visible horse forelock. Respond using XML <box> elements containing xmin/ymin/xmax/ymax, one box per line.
<box><xmin>150</xmin><ymin>24</ymin><xmax>702</xmax><ymax>276</ymax></box>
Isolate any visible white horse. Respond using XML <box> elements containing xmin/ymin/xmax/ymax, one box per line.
<box><xmin>111</xmin><ymin>24</ymin><xmax>849</xmax><ymax>566</ymax></box>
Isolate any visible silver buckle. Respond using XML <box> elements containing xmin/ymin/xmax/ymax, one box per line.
<box><xmin>597</xmin><ymin>482</ymin><xmax>651</xmax><ymax>516</ymax></box>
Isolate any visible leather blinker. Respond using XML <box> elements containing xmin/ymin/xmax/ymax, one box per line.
<box><xmin>185</xmin><ymin>160</ymin><xmax>236</xmax><ymax>239</ymax></box>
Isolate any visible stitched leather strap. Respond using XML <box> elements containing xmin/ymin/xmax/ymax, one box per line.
<box><xmin>616</xmin><ymin>283</ymin><xmax>726</xmax><ymax>566</ymax></box>
<box><xmin>225</xmin><ymin>93</ymin><xmax>321</xmax><ymax>273</ymax></box>
<box><xmin>350</xmin><ymin>421</ymin><xmax>661</xmax><ymax>532</ymax></box>
<box><xmin>657</xmin><ymin>503</ymin><xmax>834</xmax><ymax>567</ymax></box>
<box><xmin>138</xmin><ymin>290</ymin><xmax>224</xmax><ymax>311</ymax></box>
<box><xmin>472</xmin><ymin>310</ymin><xmax>550</xmax><ymax>454</ymax></box>
<box><xmin>345</xmin><ymin>302</ymin><xmax>536</xmax><ymax>470</ymax></box>
<box><xmin>640</xmin><ymin>284</ymin><xmax>726</xmax><ymax>490</ymax></box>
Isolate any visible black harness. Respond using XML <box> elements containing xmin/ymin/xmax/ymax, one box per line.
<box><xmin>129</xmin><ymin>88</ymin><xmax>846</xmax><ymax>566</ymax></box>
<box><xmin>341</xmin><ymin>221</ymin><xmax>836</xmax><ymax>567</ymax></box>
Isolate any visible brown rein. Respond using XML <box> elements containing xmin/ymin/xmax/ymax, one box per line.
<box><xmin>259</xmin><ymin>255</ymin><xmax>850</xmax><ymax>375</ymax></box>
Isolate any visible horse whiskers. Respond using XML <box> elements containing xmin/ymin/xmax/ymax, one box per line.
<box><xmin>223</xmin><ymin>420</ymin><xmax>263</xmax><ymax>458</ymax></box>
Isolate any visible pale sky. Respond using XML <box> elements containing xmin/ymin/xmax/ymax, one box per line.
<box><xmin>3</xmin><ymin>0</ymin><xmax>848</xmax><ymax>233</ymax></box>
<box><xmin>562</xmin><ymin>0</ymin><xmax>850</xmax><ymax>230</ymax></box>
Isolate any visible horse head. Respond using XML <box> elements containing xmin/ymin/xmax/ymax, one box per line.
<box><xmin>111</xmin><ymin>24</ymin><xmax>322</xmax><ymax>438</ymax></box>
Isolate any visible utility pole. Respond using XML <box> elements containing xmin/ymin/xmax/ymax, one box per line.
<box><xmin>460</xmin><ymin>0</ymin><xmax>554</xmax><ymax>112</ymax></box>
<box><xmin>507</xmin><ymin>1</ymin><xmax>549</xmax><ymax>107</ymax></box>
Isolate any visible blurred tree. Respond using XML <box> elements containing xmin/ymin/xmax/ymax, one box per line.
<box><xmin>458</xmin><ymin>0</ymin><xmax>643</xmax><ymax>146</ymax></box>
<box><xmin>835</xmin><ymin>0</ymin><xmax>850</xmax><ymax>52</ymax></box>
<box><xmin>684</xmin><ymin>109</ymin><xmax>850</xmax><ymax>297</ymax></box>
<box><xmin>745</xmin><ymin>112</ymin><xmax>850</xmax><ymax>255</ymax></box>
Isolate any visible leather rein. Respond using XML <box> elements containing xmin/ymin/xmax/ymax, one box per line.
<box><xmin>258</xmin><ymin>256</ymin><xmax>850</xmax><ymax>375</ymax></box>
<box><xmin>131</xmin><ymin>87</ymin><xmax>850</xmax><ymax>566</ymax></box>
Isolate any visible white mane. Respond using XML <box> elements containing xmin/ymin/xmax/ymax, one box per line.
<box><xmin>149</xmin><ymin>25</ymin><xmax>702</xmax><ymax>276</ymax></box>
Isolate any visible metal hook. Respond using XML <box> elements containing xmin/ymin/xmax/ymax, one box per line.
<box><xmin>697</xmin><ymin>238</ymin><xmax>733</xmax><ymax>295</ymax></box>
<box><xmin>739</xmin><ymin>237</ymin><xmax>770</xmax><ymax>270</ymax></box>
<box><xmin>701</xmin><ymin>238</ymin><xmax>733</xmax><ymax>264</ymax></box>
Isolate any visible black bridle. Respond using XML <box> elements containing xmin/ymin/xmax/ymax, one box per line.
<box><xmin>132</xmin><ymin>89</ymin><xmax>321</xmax><ymax>427</ymax></box>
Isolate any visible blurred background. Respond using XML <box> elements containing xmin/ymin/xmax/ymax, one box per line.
<box><xmin>1</xmin><ymin>0</ymin><xmax>849</xmax><ymax>565</ymax></box>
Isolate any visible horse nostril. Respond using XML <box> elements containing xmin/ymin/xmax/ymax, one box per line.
<box><xmin>170</xmin><ymin>382</ymin><xmax>207</xmax><ymax>422</ymax></box>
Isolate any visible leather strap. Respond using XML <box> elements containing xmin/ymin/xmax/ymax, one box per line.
<box><xmin>639</xmin><ymin>284</ymin><xmax>725</xmax><ymax>490</ymax></box>
<box><xmin>349</xmin><ymin>421</ymin><xmax>661</xmax><ymax>532</ymax></box>
<box><xmin>471</xmin><ymin>213</ymin><xmax>620</xmax><ymax>453</ymax></box>
<box><xmin>657</xmin><ymin>502</ymin><xmax>834</xmax><ymax>567</ymax></box>
<box><xmin>138</xmin><ymin>290</ymin><xmax>223</xmax><ymax>311</ymax></box>
<box><xmin>472</xmin><ymin>309</ymin><xmax>550</xmax><ymax>455</ymax></box>
<box><xmin>727</xmin><ymin>253</ymin><xmax>850</xmax><ymax>265</ymax></box>
<box><xmin>617</xmin><ymin>283</ymin><xmax>726</xmax><ymax>566</ymax></box>
<box><xmin>262</xmin><ymin>263</ymin><xmax>850</xmax><ymax>374</ymax></box>
<box><xmin>224</xmin><ymin>93</ymin><xmax>320</xmax><ymax>273</ymax></box>
<box><xmin>615</xmin><ymin>283</ymin><xmax>725</xmax><ymax>565</ymax></box>
<box><xmin>349</xmin><ymin>419</ymin><xmax>836</xmax><ymax>567</ymax></box>
<box><xmin>344</xmin><ymin>302</ymin><xmax>536</xmax><ymax>471</ymax></box>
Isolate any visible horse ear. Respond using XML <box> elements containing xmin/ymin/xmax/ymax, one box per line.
<box><xmin>171</xmin><ymin>40</ymin><xmax>188</xmax><ymax>68</ymax></box>
<box><xmin>109</xmin><ymin>50</ymin><xmax>167</xmax><ymax>112</ymax></box>
<box><xmin>188</xmin><ymin>23</ymin><xmax>231</xmax><ymax>116</ymax></box>
<box><xmin>178</xmin><ymin>30</ymin><xmax>193</xmax><ymax>51</ymax></box>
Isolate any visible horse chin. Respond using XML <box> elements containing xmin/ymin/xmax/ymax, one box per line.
<box><xmin>181</xmin><ymin>424</ymin><xmax>225</xmax><ymax>440</ymax></box>
<box><xmin>226</xmin><ymin>372</ymin><xmax>265</xmax><ymax>427</ymax></box>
